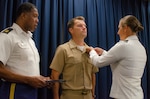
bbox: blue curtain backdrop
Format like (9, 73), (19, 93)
(0, 0), (149, 99)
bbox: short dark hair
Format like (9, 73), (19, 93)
(121, 15), (144, 33)
(16, 2), (36, 19)
(67, 16), (85, 29)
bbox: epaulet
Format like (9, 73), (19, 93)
(2, 28), (13, 34)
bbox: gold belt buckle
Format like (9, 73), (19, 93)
(81, 90), (88, 95)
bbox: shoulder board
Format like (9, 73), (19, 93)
(2, 28), (13, 34)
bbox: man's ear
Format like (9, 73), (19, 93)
(69, 28), (73, 35)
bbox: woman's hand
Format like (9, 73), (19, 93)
(94, 47), (104, 55)
(86, 47), (94, 53)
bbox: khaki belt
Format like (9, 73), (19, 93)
(62, 89), (91, 95)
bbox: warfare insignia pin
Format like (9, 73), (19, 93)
(2, 28), (13, 34)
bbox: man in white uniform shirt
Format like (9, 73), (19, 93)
(86, 15), (147, 99)
(0, 2), (51, 99)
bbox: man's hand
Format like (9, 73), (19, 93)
(26, 76), (53, 88)
(45, 77), (54, 88)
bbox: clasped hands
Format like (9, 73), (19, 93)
(86, 47), (104, 56)
(28, 76), (54, 88)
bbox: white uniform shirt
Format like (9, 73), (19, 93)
(0, 23), (40, 76)
(89, 35), (147, 99)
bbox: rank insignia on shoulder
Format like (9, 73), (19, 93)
(2, 28), (13, 34)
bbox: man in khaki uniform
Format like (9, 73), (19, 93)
(50, 16), (98, 99)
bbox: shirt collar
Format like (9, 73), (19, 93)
(125, 35), (138, 41)
(68, 39), (89, 52)
(12, 23), (33, 38)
